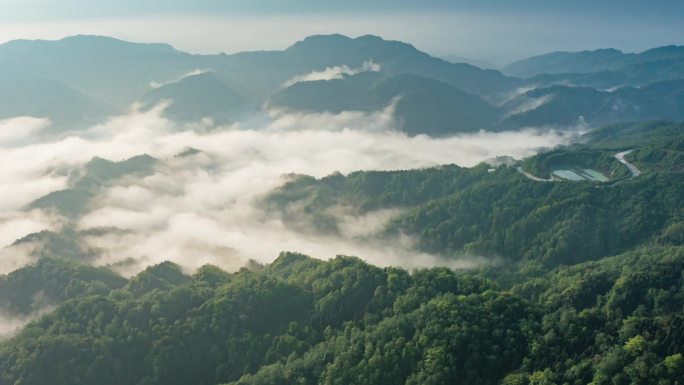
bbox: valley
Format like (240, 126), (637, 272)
(0, 26), (682, 385)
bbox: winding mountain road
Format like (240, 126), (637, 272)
(519, 149), (642, 183)
(615, 150), (641, 177)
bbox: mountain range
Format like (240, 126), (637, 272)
(2, 34), (684, 134)
(504, 46), (684, 80)
(1, 32), (684, 385)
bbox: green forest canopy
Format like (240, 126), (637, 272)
(1, 120), (683, 385)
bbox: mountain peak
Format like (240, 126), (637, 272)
(287, 34), (415, 51)
(355, 34), (384, 42)
(61, 35), (178, 53)
(60, 34), (130, 43)
(1, 34), (179, 54)
(287, 34), (354, 51)
(638, 45), (684, 59)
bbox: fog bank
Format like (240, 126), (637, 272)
(0, 106), (572, 275)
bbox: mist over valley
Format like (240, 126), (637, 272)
(0, 6), (683, 384)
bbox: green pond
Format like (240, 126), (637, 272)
(551, 168), (609, 182)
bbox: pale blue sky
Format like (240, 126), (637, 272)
(0, 0), (682, 64)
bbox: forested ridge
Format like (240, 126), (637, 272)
(1, 245), (682, 385)
(267, 121), (684, 268)
(1, 121), (683, 385)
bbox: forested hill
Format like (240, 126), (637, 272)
(266, 121), (684, 269)
(0, 120), (682, 385)
(1, 246), (682, 385)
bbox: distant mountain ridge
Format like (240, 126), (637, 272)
(271, 70), (684, 132)
(270, 72), (501, 135)
(140, 71), (255, 124)
(0, 35), (198, 109)
(504, 48), (628, 77)
(1, 34), (684, 135)
(0, 74), (114, 128)
(0, 34), (521, 132)
(504, 45), (684, 82)
(500, 80), (684, 128)
(441, 55), (499, 69)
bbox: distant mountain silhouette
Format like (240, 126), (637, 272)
(270, 72), (500, 136)
(441, 55), (499, 70)
(0, 75), (114, 129)
(504, 48), (627, 77)
(369, 74), (501, 135)
(29, 154), (158, 216)
(0, 34), (520, 113)
(505, 46), (684, 86)
(501, 80), (684, 127)
(0, 35), (200, 108)
(1, 34), (684, 135)
(140, 72), (254, 123)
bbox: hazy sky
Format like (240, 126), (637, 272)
(0, 0), (683, 64)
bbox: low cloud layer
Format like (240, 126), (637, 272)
(0, 307), (54, 340)
(0, 106), (572, 275)
(505, 94), (555, 117)
(0, 313), (33, 339)
(282, 60), (380, 87)
(149, 69), (210, 89)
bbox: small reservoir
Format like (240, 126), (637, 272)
(551, 168), (610, 182)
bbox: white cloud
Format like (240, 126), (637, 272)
(282, 60), (380, 88)
(0, 104), (572, 275)
(149, 68), (210, 89)
(0, 210), (60, 248)
(0, 117), (52, 146)
(505, 94), (555, 117)
(0, 307), (54, 340)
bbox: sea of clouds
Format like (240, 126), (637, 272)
(0, 103), (574, 276)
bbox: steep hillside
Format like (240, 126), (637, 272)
(141, 72), (254, 123)
(266, 121), (684, 267)
(501, 81), (684, 128)
(270, 72), (500, 135)
(0, 75), (114, 129)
